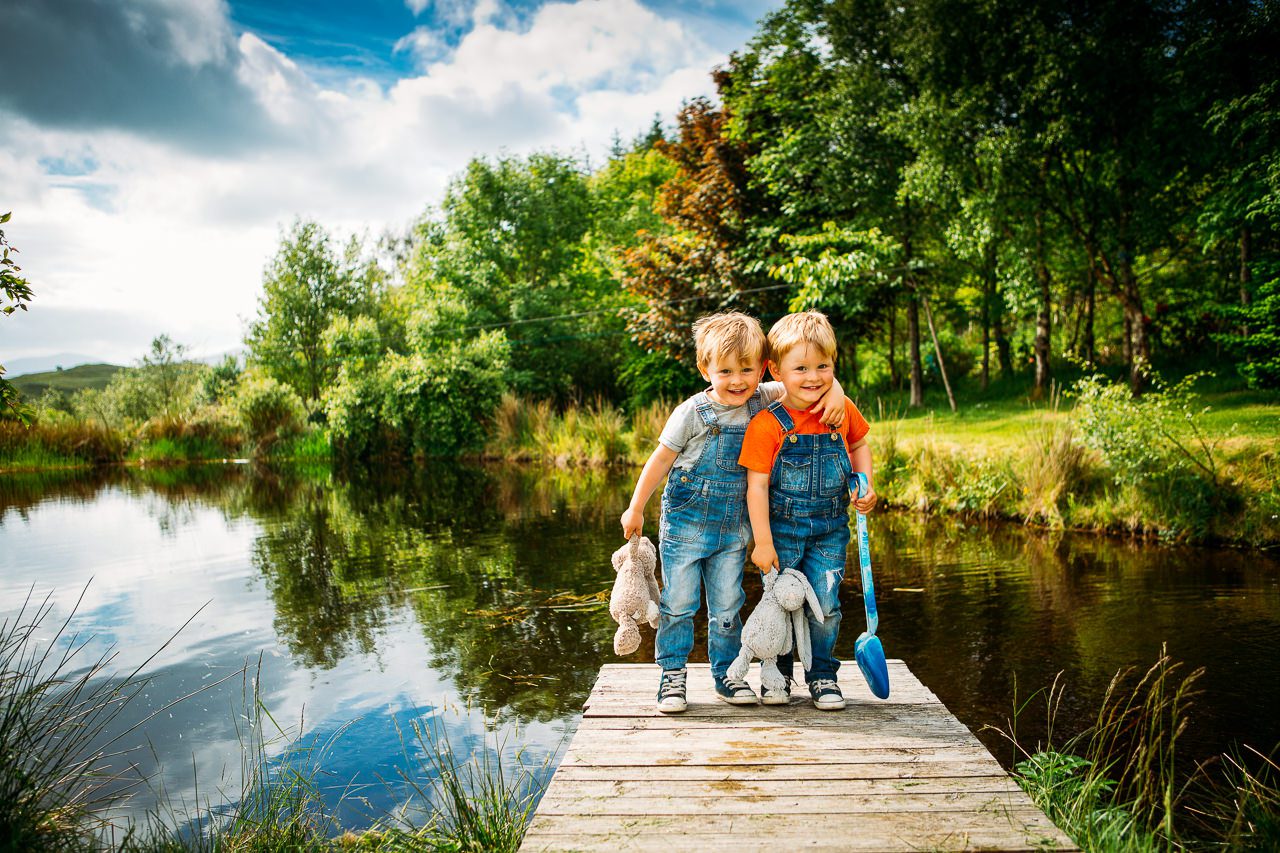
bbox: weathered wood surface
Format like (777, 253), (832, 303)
(520, 661), (1078, 852)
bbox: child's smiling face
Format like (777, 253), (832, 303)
(770, 343), (835, 410)
(700, 352), (765, 407)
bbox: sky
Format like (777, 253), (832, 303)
(1, 0), (780, 371)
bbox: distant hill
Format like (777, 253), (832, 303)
(3, 353), (104, 376)
(11, 363), (125, 401)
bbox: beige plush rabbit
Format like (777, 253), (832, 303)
(610, 535), (661, 655)
(726, 568), (823, 694)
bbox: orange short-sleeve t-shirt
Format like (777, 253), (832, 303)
(738, 399), (870, 475)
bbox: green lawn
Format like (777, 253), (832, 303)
(862, 382), (1280, 451)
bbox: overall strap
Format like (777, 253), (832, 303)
(693, 392), (719, 427)
(765, 399), (795, 433)
(747, 388), (766, 418)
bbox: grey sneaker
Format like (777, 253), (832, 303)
(656, 668), (688, 713)
(713, 674), (759, 705)
(808, 678), (846, 711)
(760, 678), (791, 706)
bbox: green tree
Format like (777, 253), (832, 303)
(404, 152), (622, 401)
(1, 212), (34, 421)
(621, 97), (789, 366)
(246, 220), (372, 407)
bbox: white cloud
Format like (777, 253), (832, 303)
(3, 0), (731, 363)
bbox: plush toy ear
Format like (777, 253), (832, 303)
(792, 608), (813, 673)
(796, 572), (824, 624)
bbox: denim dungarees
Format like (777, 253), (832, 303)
(765, 400), (853, 683)
(656, 390), (765, 677)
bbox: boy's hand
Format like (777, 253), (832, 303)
(816, 377), (846, 428)
(620, 507), (644, 539)
(751, 542), (779, 574)
(852, 486), (878, 514)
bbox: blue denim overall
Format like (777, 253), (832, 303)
(765, 400), (853, 684)
(655, 390), (765, 677)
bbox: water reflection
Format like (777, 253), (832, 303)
(2, 462), (1278, 829)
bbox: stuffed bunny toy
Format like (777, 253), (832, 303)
(726, 568), (823, 695)
(609, 534), (661, 655)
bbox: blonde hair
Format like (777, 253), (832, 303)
(768, 311), (838, 363)
(691, 311), (767, 371)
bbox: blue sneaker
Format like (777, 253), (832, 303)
(760, 678), (791, 706)
(713, 674), (759, 705)
(808, 678), (846, 711)
(656, 668), (687, 713)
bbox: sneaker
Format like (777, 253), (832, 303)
(713, 674), (759, 705)
(656, 668), (688, 713)
(760, 678), (791, 706)
(808, 678), (846, 711)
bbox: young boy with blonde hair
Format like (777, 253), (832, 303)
(739, 311), (877, 710)
(621, 311), (846, 713)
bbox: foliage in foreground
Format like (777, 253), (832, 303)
(1000, 652), (1280, 851)
(1, 593), (553, 853)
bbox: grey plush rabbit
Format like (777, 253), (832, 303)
(726, 568), (823, 695)
(609, 535), (661, 655)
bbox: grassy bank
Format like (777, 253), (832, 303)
(1, 594), (551, 853)
(484, 376), (1280, 547)
(0, 419), (331, 474)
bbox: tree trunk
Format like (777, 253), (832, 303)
(907, 295), (924, 407)
(1120, 251), (1149, 395)
(980, 249), (993, 391)
(922, 294), (957, 412)
(1032, 210), (1053, 395)
(994, 312), (1013, 379)
(1084, 266), (1096, 366)
(1240, 225), (1252, 336)
(887, 299), (900, 390)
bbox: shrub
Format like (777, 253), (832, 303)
(234, 375), (306, 453)
(332, 331), (510, 460)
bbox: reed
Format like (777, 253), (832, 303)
(0, 419), (126, 470)
(993, 649), (1279, 850)
(1018, 420), (1094, 525)
(0, 588), (206, 852)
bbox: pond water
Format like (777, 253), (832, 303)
(2, 462), (1278, 832)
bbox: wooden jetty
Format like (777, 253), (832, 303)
(521, 661), (1078, 852)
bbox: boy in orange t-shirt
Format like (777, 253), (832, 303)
(738, 311), (877, 710)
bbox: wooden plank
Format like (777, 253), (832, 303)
(561, 745), (999, 767)
(575, 704), (974, 730)
(534, 791), (1035, 815)
(539, 776), (1025, 798)
(547, 761), (1031, 781)
(522, 812), (1074, 852)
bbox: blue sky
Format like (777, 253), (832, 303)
(1, 0), (781, 369)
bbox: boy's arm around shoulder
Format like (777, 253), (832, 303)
(620, 443), (679, 539)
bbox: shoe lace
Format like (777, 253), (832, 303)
(811, 678), (839, 694)
(659, 670), (687, 698)
(721, 675), (749, 691)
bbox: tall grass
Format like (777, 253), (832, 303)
(996, 650), (1280, 851)
(0, 588), (207, 852)
(0, 420), (126, 470)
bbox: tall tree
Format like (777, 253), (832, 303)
(622, 97), (788, 365)
(247, 220), (371, 407)
(405, 152), (622, 401)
